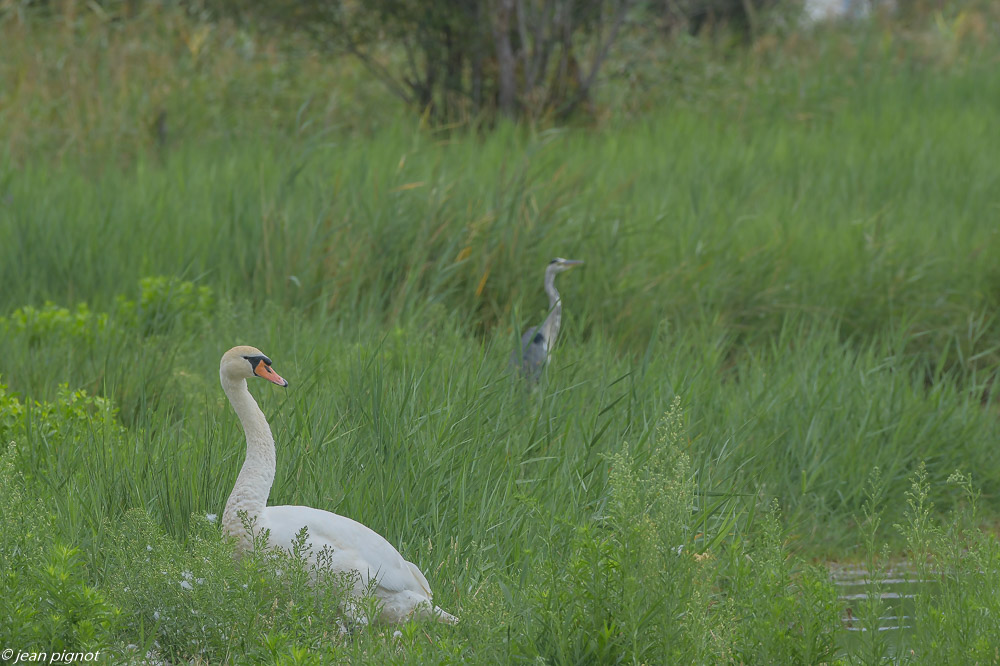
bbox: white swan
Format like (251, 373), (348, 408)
(219, 345), (458, 625)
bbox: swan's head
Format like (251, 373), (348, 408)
(220, 345), (289, 387)
(547, 257), (584, 274)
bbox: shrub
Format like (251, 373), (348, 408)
(897, 465), (1000, 664)
(116, 276), (214, 336)
(0, 302), (109, 347)
(0, 379), (122, 447)
(0, 382), (25, 441)
(718, 502), (842, 664)
(0, 443), (119, 652)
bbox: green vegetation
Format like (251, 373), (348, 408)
(2, 1), (1000, 662)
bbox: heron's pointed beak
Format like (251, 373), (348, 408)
(564, 260), (584, 267)
(254, 360), (289, 387)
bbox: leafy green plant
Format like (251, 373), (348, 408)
(720, 501), (842, 665)
(102, 510), (360, 663)
(896, 466), (1000, 664)
(0, 302), (109, 347)
(116, 276), (214, 336)
(34, 545), (120, 652)
(847, 467), (894, 666)
(0, 444), (119, 652)
(8, 383), (126, 491)
(0, 381), (25, 441)
(25, 384), (124, 440)
(517, 398), (706, 663)
(0, 379), (124, 475)
(599, 396), (704, 661)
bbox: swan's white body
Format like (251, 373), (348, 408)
(219, 345), (457, 625)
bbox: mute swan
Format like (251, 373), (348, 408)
(512, 257), (584, 380)
(219, 345), (457, 625)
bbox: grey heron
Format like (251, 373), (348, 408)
(512, 257), (584, 380)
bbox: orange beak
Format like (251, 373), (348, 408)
(254, 360), (288, 387)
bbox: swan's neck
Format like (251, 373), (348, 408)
(541, 267), (562, 345)
(222, 375), (276, 544)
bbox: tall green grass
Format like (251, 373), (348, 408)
(4, 52), (1000, 356)
(3, 286), (997, 552)
(3, 2), (1000, 662)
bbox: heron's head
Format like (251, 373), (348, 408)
(220, 345), (289, 386)
(548, 257), (584, 273)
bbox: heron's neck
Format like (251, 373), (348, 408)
(541, 268), (562, 343)
(221, 375), (276, 545)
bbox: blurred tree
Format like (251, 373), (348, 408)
(653, 0), (776, 37)
(217, 0), (637, 122)
(2, 0), (828, 122)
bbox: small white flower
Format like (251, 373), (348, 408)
(673, 544), (684, 555)
(182, 570), (194, 580)
(153, 611), (160, 621)
(147, 545), (153, 551)
(196, 578), (205, 585)
(206, 513), (218, 523)
(180, 580), (193, 591)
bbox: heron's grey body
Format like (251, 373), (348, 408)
(513, 258), (582, 381)
(517, 325), (549, 380)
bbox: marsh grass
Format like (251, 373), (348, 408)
(3, 1), (1000, 662)
(2, 303), (1000, 662)
(4, 58), (1000, 366)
